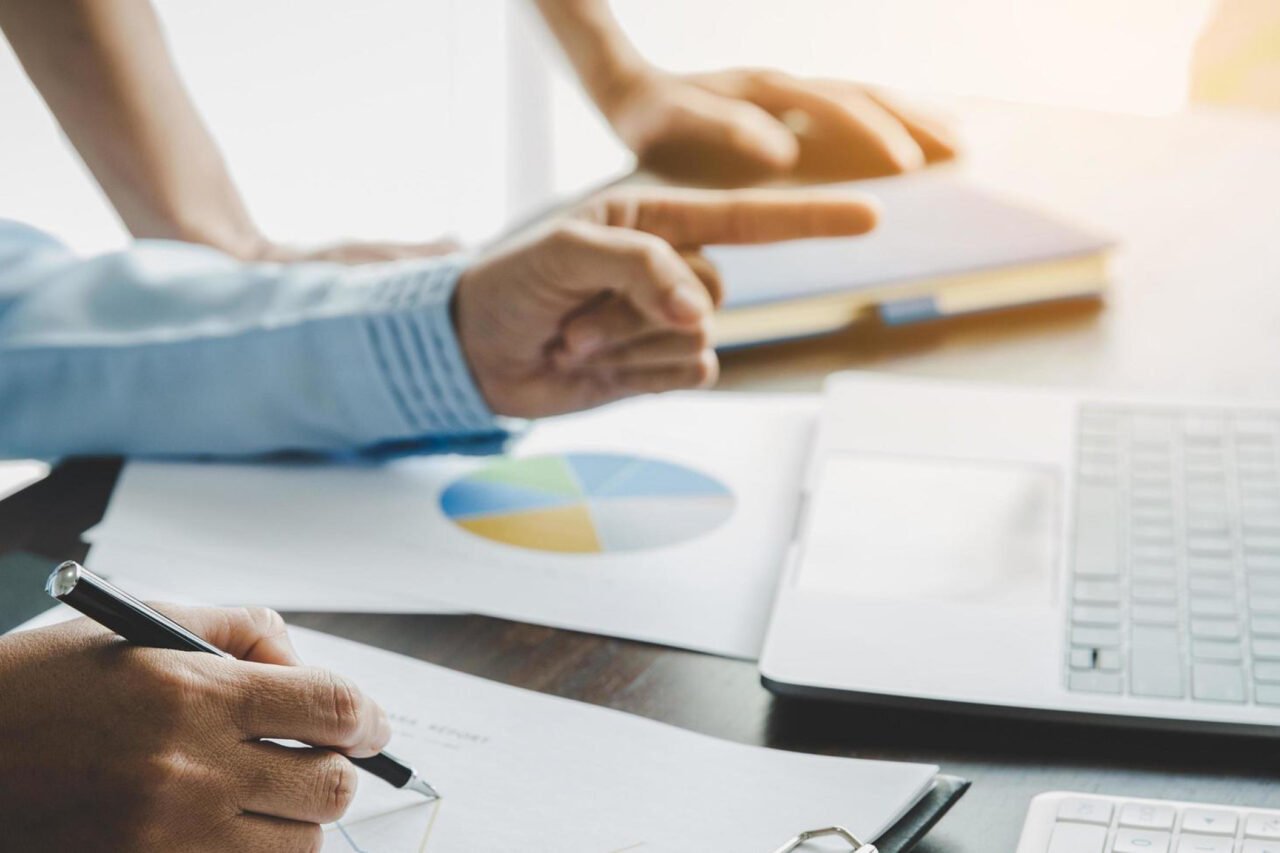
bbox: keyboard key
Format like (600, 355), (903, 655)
(1190, 598), (1239, 618)
(1182, 809), (1239, 835)
(1074, 627), (1122, 648)
(1250, 596), (1280, 615)
(1253, 639), (1280, 660)
(1256, 684), (1280, 705)
(1132, 604), (1179, 626)
(1058, 797), (1114, 825)
(1243, 841), (1280, 853)
(1246, 813), (1280, 839)
(1190, 620), (1241, 641)
(1069, 671), (1123, 694)
(1254, 662), (1280, 683)
(1189, 576), (1237, 597)
(1048, 821), (1107, 853)
(1074, 605), (1123, 626)
(1193, 640), (1243, 662)
(1132, 625), (1180, 648)
(1097, 649), (1122, 671)
(1120, 802), (1177, 830)
(1114, 828), (1171, 852)
(1251, 576), (1280, 596)
(1253, 616), (1280, 637)
(1175, 835), (1234, 852)
(1192, 662), (1247, 702)
(1248, 553), (1280, 571)
(1131, 646), (1185, 698)
(1133, 583), (1178, 604)
(1075, 581), (1123, 604)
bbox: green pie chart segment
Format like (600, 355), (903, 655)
(439, 452), (735, 554)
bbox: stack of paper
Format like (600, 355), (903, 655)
(86, 393), (820, 658)
(5, 601), (947, 853)
(298, 626), (941, 852)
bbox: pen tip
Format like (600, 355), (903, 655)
(406, 777), (440, 801)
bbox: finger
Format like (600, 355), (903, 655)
(592, 187), (878, 247)
(546, 221), (713, 327)
(746, 72), (926, 175)
(152, 604), (300, 666)
(859, 89), (957, 163)
(611, 351), (720, 394)
(229, 814), (324, 853)
(235, 665), (392, 757)
(594, 329), (712, 369)
(643, 94), (800, 175)
(238, 742), (358, 824)
(680, 249), (724, 307)
(558, 297), (649, 361)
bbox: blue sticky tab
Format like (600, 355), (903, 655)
(880, 296), (941, 325)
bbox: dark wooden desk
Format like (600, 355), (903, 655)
(5, 307), (1279, 853)
(5, 101), (1280, 851)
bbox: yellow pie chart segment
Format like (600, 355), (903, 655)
(456, 504), (602, 554)
(441, 453), (735, 554)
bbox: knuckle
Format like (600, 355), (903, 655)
(136, 654), (205, 713)
(319, 671), (365, 744)
(243, 605), (286, 636)
(314, 754), (359, 822)
(547, 219), (595, 251)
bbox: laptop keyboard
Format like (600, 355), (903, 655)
(1017, 791), (1280, 853)
(1067, 403), (1280, 703)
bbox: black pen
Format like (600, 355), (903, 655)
(45, 561), (438, 800)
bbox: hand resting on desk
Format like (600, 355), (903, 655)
(0, 606), (386, 852)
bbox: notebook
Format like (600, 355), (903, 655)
(705, 171), (1113, 348)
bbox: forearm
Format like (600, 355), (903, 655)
(0, 224), (498, 457)
(0, 0), (264, 258)
(532, 0), (653, 118)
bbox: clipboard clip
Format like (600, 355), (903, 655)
(769, 825), (878, 853)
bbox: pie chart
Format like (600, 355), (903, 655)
(439, 452), (735, 554)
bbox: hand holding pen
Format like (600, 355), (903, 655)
(0, 562), (433, 851)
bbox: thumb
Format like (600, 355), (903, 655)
(150, 604), (301, 666)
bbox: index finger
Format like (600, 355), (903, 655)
(592, 187), (879, 247)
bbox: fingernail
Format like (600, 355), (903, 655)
(665, 288), (706, 324)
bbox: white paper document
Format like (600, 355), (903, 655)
(298, 626), (938, 853)
(0, 459), (49, 500)
(6, 600), (940, 852)
(87, 393), (820, 658)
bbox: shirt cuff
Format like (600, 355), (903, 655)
(360, 256), (498, 438)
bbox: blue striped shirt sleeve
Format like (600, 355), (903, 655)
(0, 219), (504, 457)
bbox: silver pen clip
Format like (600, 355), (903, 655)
(769, 825), (878, 853)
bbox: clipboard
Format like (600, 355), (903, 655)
(769, 775), (969, 853)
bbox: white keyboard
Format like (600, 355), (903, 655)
(1017, 792), (1280, 853)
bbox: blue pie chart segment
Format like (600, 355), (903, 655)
(440, 452), (735, 554)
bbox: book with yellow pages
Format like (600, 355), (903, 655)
(704, 172), (1113, 348)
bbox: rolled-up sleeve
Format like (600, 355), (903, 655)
(0, 220), (503, 457)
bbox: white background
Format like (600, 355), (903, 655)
(0, 0), (1215, 253)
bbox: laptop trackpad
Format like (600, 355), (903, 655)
(796, 453), (1059, 605)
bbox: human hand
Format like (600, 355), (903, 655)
(454, 187), (877, 418)
(0, 606), (389, 852)
(603, 68), (955, 186)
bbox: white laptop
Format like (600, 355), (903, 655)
(760, 372), (1280, 734)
